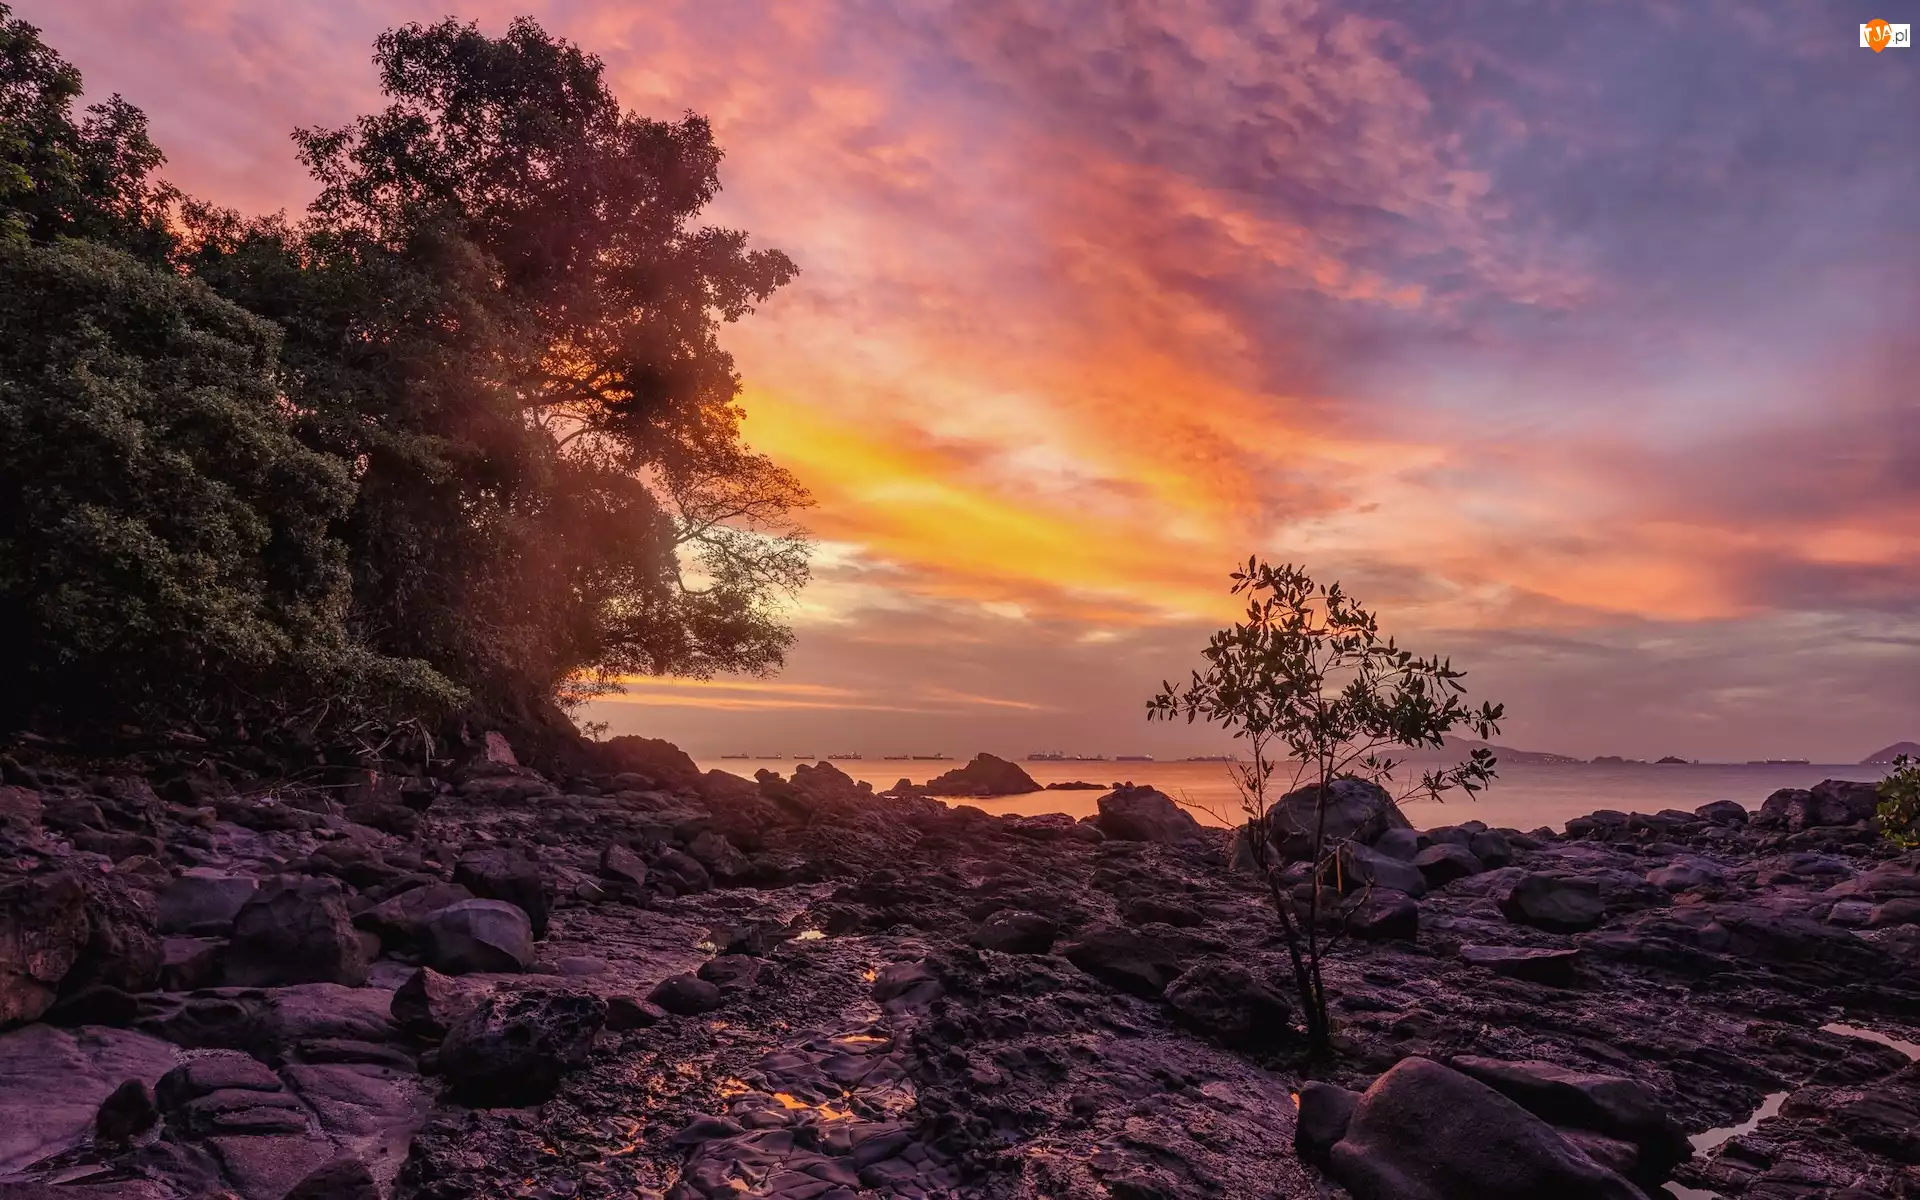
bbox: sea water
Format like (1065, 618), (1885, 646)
(693, 759), (1893, 833)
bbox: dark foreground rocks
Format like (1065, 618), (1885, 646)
(0, 737), (1913, 1200)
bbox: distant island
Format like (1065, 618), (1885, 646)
(1864, 741), (1920, 764)
(1390, 736), (1584, 766)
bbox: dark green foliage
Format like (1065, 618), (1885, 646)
(0, 239), (458, 731)
(1150, 560), (1504, 1053)
(0, 12), (808, 736)
(187, 16), (810, 716)
(1878, 756), (1920, 850)
(0, 4), (175, 257)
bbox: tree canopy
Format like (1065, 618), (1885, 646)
(0, 8), (810, 739)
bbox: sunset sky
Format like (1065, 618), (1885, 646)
(34, 0), (1918, 762)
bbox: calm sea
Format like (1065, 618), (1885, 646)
(693, 758), (1895, 833)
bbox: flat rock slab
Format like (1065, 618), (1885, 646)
(0, 1024), (182, 1172)
(1460, 945), (1583, 987)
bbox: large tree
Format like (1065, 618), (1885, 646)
(0, 3), (174, 257)
(189, 17), (810, 720)
(0, 5), (452, 736)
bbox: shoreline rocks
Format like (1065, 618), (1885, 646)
(0, 737), (1911, 1200)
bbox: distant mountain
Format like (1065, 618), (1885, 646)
(1389, 736), (1584, 766)
(1863, 741), (1920, 765)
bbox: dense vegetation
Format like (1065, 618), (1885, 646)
(0, 7), (809, 740)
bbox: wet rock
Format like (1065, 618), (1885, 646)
(1273, 778), (1410, 861)
(65, 874), (162, 998)
(453, 850), (550, 940)
(648, 973), (724, 1016)
(1344, 889), (1420, 941)
(226, 878), (369, 988)
(1647, 856), (1726, 893)
(156, 870), (260, 935)
(351, 881), (473, 952)
(284, 1155), (380, 1200)
(973, 910), (1059, 954)
(1335, 843), (1429, 899)
(1326, 1057), (1645, 1200)
(598, 843), (648, 891)
(437, 990), (607, 1106)
(94, 1077), (158, 1142)
(155, 1052), (283, 1113)
(1061, 926), (1184, 998)
(871, 960), (943, 1011)
(1295, 1081), (1360, 1167)
(1469, 829), (1514, 868)
(390, 967), (490, 1039)
(686, 830), (751, 882)
(1500, 873), (1608, 933)
(1414, 843), (1485, 888)
(1695, 800), (1749, 825)
(1122, 896), (1206, 927)
(45, 983), (139, 1027)
(1163, 961), (1292, 1049)
(1869, 898), (1920, 928)
(0, 870), (89, 1026)
(0, 1024), (180, 1173)
(649, 846), (713, 896)
(1371, 826), (1424, 861)
(176, 1085), (309, 1136)
(696, 954), (760, 990)
(1459, 945), (1582, 987)
(1752, 787), (1858, 833)
(420, 899), (535, 974)
(605, 996), (667, 1030)
(1095, 786), (1204, 843)
(1450, 1055), (1691, 1184)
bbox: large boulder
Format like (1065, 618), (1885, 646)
(585, 736), (703, 790)
(225, 878), (369, 988)
(686, 830), (751, 883)
(436, 990), (607, 1106)
(390, 967), (492, 1039)
(1162, 962), (1292, 1050)
(1060, 927), (1184, 999)
(1343, 889), (1420, 941)
(1325, 1057), (1647, 1200)
(1095, 786), (1205, 843)
(1500, 874), (1608, 934)
(420, 900), (535, 974)
(1414, 842), (1485, 887)
(923, 754), (1040, 798)
(1334, 843), (1429, 899)
(1751, 782), (1876, 833)
(0, 872), (90, 1026)
(1469, 829), (1514, 868)
(454, 850), (550, 939)
(972, 911), (1059, 955)
(156, 871), (260, 936)
(1450, 1056), (1691, 1185)
(352, 882), (475, 952)
(1295, 1081), (1360, 1167)
(1272, 778), (1410, 861)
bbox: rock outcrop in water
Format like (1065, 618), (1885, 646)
(0, 738), (1915, 1199)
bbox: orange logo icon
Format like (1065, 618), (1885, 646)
(1865, 19), (1893, 50)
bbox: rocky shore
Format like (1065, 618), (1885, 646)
(0, 735), (1916, 1199)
